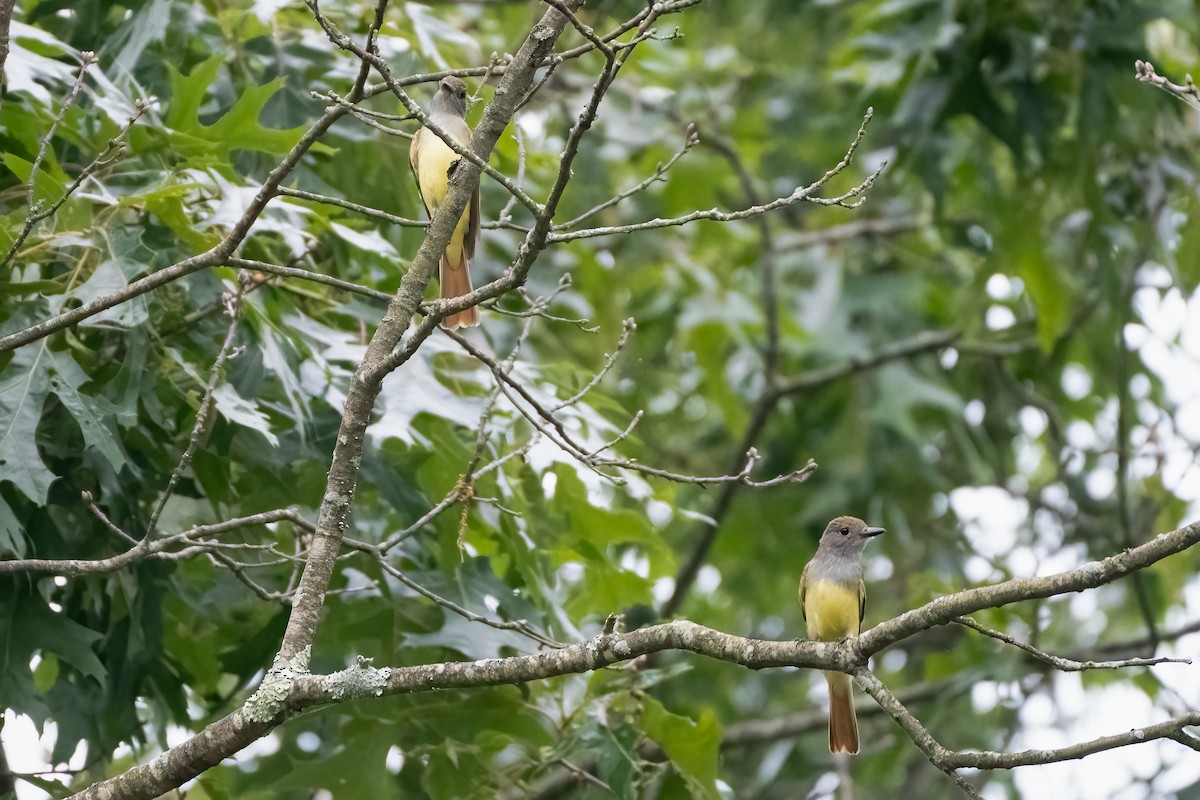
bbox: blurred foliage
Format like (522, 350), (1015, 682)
(1, 0), (1199, 798)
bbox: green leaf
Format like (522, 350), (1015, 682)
(44, 348), (126, 472)
(161, 55), (322, 158)
(59, 259), (150, 329)
(639, 696), (721, 800)
(33, 652), (60, 693)
(0, 344), (56, 503)
(212, 384), (280, 446)
(0, 494), (26, 556)
(17, 600), (106, 683)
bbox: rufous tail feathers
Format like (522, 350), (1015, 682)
(439, 253), (477, 330)
(826, 671), (859, 754)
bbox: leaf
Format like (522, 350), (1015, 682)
(16, 600), (107, 683)
(272, 725), (392, 798)
(639, 696), (722, 800)
(0, 344), (56, 503)
(56, 258), (150, 328)
(33, 652), (60, 693)
(212, 384), (280, 446)
(370, 338), (487, 446)
(161, 55), (321, 158)
(0, 494), (27, 557)
(3, 21), (79, 104)
(1004, 201), (1070, 350)
(328, 222), (399, 258)
(44, 348), (126, 472)
(593, 721), (641, 800)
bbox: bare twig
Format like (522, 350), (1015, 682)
(376, 559), (562, 648)
(27, 52), (97, 209)
(547, 109), (883, 243)
(82, 490), (139, 546)
(2, 78), (152, 269)
(551, 317), (634, 409)
(225, 257), (393, 302)
(449, 329), (819, 487)
(0, 508), (307, 576)
(145, 290), (245, 538)
(554, 124), (699, 230)
(952, 616), (1192, 670)
(1134, 60), (1200, 109)
(498, 120), (529, 221)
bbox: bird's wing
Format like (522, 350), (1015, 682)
(443, 116), (480, 260)
(858, 576), (867, 630)
(408, 129), (432, 218)
(466, 181), (480, 260)
(798, 561), (811, 625)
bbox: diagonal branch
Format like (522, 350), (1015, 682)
(857, 520), (1200, 654)
(952, 616), (1191, 670)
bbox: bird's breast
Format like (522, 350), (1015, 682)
(415, 134), (460, 211)
(803, 579), (860, 641)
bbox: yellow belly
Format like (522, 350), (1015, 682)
(804, 580), (860, 642)
(415, 133), (472, 264)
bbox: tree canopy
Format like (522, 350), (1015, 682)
(1, 1), (1199, 799)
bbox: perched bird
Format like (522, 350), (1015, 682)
(798, 515), (886, 754)
(409, 75), (481, 330)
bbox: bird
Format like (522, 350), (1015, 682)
(409, 75), (481, 330)
(798, 515), (886, 754)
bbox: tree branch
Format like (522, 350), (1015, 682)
(952, 616), (1191, 670)
(857, 520), (1200, 654)
(63, 518), (1199, 800)
(1134, 59), (1200, 109)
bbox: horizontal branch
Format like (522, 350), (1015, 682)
(857, 519), (1200, 655)
(546, 108), (882, 242)
(68, 515), (1199, 798)
(0, 508), (305, 576)
(769, 329), (960, 401)
(225, 257), (393, 302)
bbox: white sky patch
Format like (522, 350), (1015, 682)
(986, 305), (1017, 330)
(964, 399), (985, 426)
(865, 554), (894, 581)
(1060, 363), (1094, 401)
(950, 486), (1026, 558)
(695, 565), (722, 595)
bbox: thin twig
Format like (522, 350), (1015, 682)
(145, 290), (245, 538)
(225, 257), (393, 302)
(551, 317), (634, 410)
(81, 490), (139, 546)
(1134, 60), (1200, 109)
(548, 109), (883, 243)
(450, 330), (820, 488)
(377, 558), (563, 648)
(555, 124), (699, 230)
(2, 92), (150, 268)
(952, 616), (1191, 670)
(0, 508), (307, 576)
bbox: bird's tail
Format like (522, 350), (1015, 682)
(825, 670), (859, 754)
(439, 252), (477, 330)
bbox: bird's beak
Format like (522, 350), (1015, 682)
(864, 526), (886, 537)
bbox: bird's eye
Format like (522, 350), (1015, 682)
(840, 527), (850, 536)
